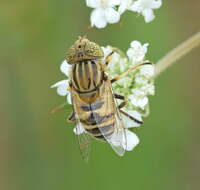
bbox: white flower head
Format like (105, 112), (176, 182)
(127, 41), (149, 64)
(86, 0), (121, 28)
(129, 0), (162, 23)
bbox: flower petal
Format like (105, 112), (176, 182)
(118, 0), (133, 14)
(130, 95), (148, 109)
(127, 41), (149, 63)
(107, 0), (121, 7)
(51, 80), (69, 96)
(135, 74), (148, 85)
(130, 40), (142, 48)
(124, 130), (139, 151)
(138, 97), (149, 109)
(101, 46), (113, 58)
(129, 1), (141, 12)
(151, 0), (162, 9)
(86, 0), (101, 8)
(60, 60), (71, 77)
(105, 8), (120, 24)
(90, 8), (107, 28)
(142, 8), (155, 23)
(139, 64), (155, 79)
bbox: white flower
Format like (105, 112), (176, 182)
(51, 60), (72, 104)
(117, 77), (132, 88)
(51, 80), (69, 96)
(51, 80), (72, 104)
(109, 129), (139, 151)
(140, 83), (155, 95)
(128, 94), (149, 109)
(135, 74), (149, 85)
(124, 130), (139, 151)
(127, 41), (149, 64)
(86, 0), (121, 28)
(123, 110), (143, 128)
(118, 0), (133, 14)
(139, 64), (155, 79)
(102, 45), (128, 76)
(101, 45), (113, 58)
(129, 0), (162, 23)
(131, 88), (146, 97)
(60, 60), (72, 77)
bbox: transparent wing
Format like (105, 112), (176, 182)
(70, 90), (92, 162)
(91, 80), (127, 156)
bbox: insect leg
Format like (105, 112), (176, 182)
(114, 94), (127, 109)
(51, 102), (67, 114)
(111, 62), (152, 83)
(105, 51), (115, 65)
(67, 111), (76, 122)
(114, 94), (143, 125)
(120, 109), (143, 125)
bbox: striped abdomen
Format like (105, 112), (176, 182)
(80, 100), (115, 140)
(72, 81), (116, 141)
(71, 60), (103, 92)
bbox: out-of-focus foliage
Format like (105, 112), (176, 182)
(0, 1), (200, 190)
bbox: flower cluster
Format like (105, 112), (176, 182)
(86, 0), (162, 28)
(51, 40), (155, 152)
(102, 40), (155, 130)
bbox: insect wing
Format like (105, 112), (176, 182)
(70, 90), (92, 162)
(91, 81), (127, 156)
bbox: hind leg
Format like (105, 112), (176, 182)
(67, 111), (75, 123)
(114, 93), (143, 125)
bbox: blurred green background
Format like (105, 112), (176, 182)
(0, 1), (200, 190)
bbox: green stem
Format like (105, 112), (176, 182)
(155, 31), (200, 77)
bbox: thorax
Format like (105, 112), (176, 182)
(71, 60), (104, 93)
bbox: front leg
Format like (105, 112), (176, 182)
(111, 62), (152, 83)
(105, 50), (115, 66)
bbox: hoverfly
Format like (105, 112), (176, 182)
(61, 37), (151, 161)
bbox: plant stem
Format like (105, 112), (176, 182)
(155, 31), (200, 77)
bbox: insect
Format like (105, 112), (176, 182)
(64, 37), (151, 161)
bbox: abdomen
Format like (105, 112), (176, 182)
(73, 81), (116, 141)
